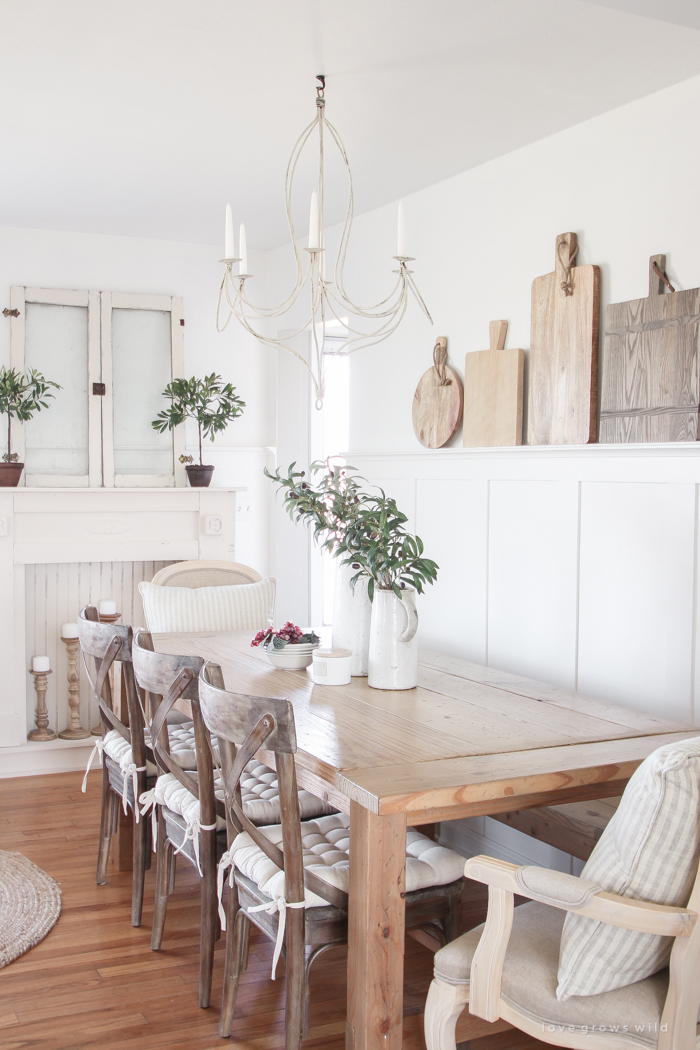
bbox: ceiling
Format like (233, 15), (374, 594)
(1, 0), (699, 249)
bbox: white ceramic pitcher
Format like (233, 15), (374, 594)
(332, 559), (372, 676)
(368, 586), (418, 690)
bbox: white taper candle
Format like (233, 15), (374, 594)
(225, 203), (234, 259)
(397, 200), (407, 258)
(239, 224), (248, 274)
(309, 191), (320, 250)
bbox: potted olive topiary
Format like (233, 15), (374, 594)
(152, 373), (245, 487)
(0, 367), (61, 487)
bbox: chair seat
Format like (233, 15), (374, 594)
(153, 763), (336, 829)
(433, 901), (670, 1049)
(102, 721), (203, 776)
(230, 812), (466, 908)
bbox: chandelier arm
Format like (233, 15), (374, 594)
(232, 311), (323, 401)
(216, 272), (235, 333)
(341, 295), (410, 355)
(319, 284), (409, 339)
(404, 268), (434, 324)
(283, 113), (321, 292)
(324, 275), (407, 318)
(233, 254), (313, 317)
(322, 117), (354, 300)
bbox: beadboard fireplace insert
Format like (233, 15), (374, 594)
(0, 487), (242, 776)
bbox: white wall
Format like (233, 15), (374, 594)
(266, 73), (700, 870)
(0, 225), (274, 573)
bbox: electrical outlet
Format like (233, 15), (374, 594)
(236, 495), (254, 520)
(204, 515), (224, 536)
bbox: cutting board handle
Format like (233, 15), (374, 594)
(489, 320), (508, 352)
(555, 232), (579, 297)
(649, 254), (673, 297)
(432, 336), (451, 386)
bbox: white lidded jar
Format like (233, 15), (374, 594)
(368, 586), (418, 690)
(332, 560), (371, 677)
(311, 648), (352, 686)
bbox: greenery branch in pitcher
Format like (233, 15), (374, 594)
(0, 367), (61, 487)
(152, 373), (245, 487)
(265, 460), (438, 688)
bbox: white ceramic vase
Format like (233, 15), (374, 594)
(332, 560), (372, 676)
(368, 586), (419, 690)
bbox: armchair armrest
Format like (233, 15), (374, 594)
(465, 856), (697, 937)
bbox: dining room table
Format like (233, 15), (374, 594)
(154, 629), (698, 1050)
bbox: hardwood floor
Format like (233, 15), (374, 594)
(0, 773), (549, 1050)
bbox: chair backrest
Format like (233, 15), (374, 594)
(198, 662), (347, 912)
(150, 560), (262, 589)
(78, 606), (145, 765)
(132, 631), (217, 826)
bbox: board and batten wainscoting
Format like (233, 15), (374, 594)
(351, 443), (700, 874)
(0, 487), (242, 778)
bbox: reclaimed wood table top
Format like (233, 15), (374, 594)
(155, 630), (697, 824)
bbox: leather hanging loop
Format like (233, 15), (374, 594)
(432, 336), (451, 386)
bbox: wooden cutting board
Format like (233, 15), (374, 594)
(599, 255), (700, 442)
(527, 232), (600, 445)
(412, 336), (463, 448)
(463, 320), (524, 447)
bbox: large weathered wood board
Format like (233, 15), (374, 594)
(600, 255), (700, 442)
(527, 233), (600, 445)
(412, 336), (463, 448)
(463, 320), (524, 447)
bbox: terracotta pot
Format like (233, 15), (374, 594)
(331, 560), (372, 676)
(0, 462), (24, 487)
(368, 586), (419, 690)
(185, 464), (215, 487)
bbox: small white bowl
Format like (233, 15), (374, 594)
(265, 643), (319, 670)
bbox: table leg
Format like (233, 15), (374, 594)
(347, 801), (407, 1050)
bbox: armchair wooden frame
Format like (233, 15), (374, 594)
(131, 631), (223, 1009)
(198, 662), (464, 1046)
(425, 855), (700, 1050)
(78, 605), (150, 927)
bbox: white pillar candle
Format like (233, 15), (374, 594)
(397, 200), (407, 257)
(225, 203), (234, 259)
(61, 623), (79, 639)
(239, 224), (248, 274)
(308, 191), (319, 250)
(99, 599), (117, 615)
(32, 655), (50, 672)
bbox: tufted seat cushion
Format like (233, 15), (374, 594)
(433, 901), (669, 1049)
(102, 729), (157, 777)
(101, 722), (205, 775)
(230, 812), (465, 908)
(154, 762), (336, 829)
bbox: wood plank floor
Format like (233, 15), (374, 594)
(0, 773), (549, 1050)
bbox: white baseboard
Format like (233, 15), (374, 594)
(0, 737), (95, 779)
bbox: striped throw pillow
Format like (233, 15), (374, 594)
(139, 577), (276, 634)
(556, 735), (700, 1000)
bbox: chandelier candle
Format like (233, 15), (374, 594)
(225, 204), (234, 260)
(216, 74), (432, 408)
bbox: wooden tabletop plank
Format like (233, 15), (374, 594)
(419, 650), (686, 735)
(336, 731), (699, 815)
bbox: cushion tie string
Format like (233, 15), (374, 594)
(217, 850), (235, 930)
(121, 763), (147, 820)
(81, 739), (106, 793)
(172, 818), (217, 877)
(247, 898), (306, 980)
(139, 789), (158, 851)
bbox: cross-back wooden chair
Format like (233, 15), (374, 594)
(198, 661), (466, 1045)
(78, 605), (151, 927)
(132, 630), (223, 1009)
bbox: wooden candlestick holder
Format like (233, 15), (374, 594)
(28, 669), (56, 741)
(91, 610), (121, 736)
(59, 636), (90, 739)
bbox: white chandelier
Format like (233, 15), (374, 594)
(216, 75), (433, 408)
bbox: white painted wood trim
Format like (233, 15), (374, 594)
(170, 295), (186, 487)
(100, 291), (115, 487)
(23, 287), (89, 307)
(114, 474), (175, 488)
(88, 289), (102, 487)
(23, 475), (90, 488)
(110, 292), (174, 311)
(9, 286), (26, 469)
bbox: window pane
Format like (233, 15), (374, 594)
(24, 303), (89, 475)
(112, 308), (173, 475)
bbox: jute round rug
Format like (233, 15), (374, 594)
(0, 850), (61, 967)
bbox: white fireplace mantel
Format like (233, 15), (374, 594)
(0, 486), (243, 766)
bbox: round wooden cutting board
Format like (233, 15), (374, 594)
(412, 336), (463, 448)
